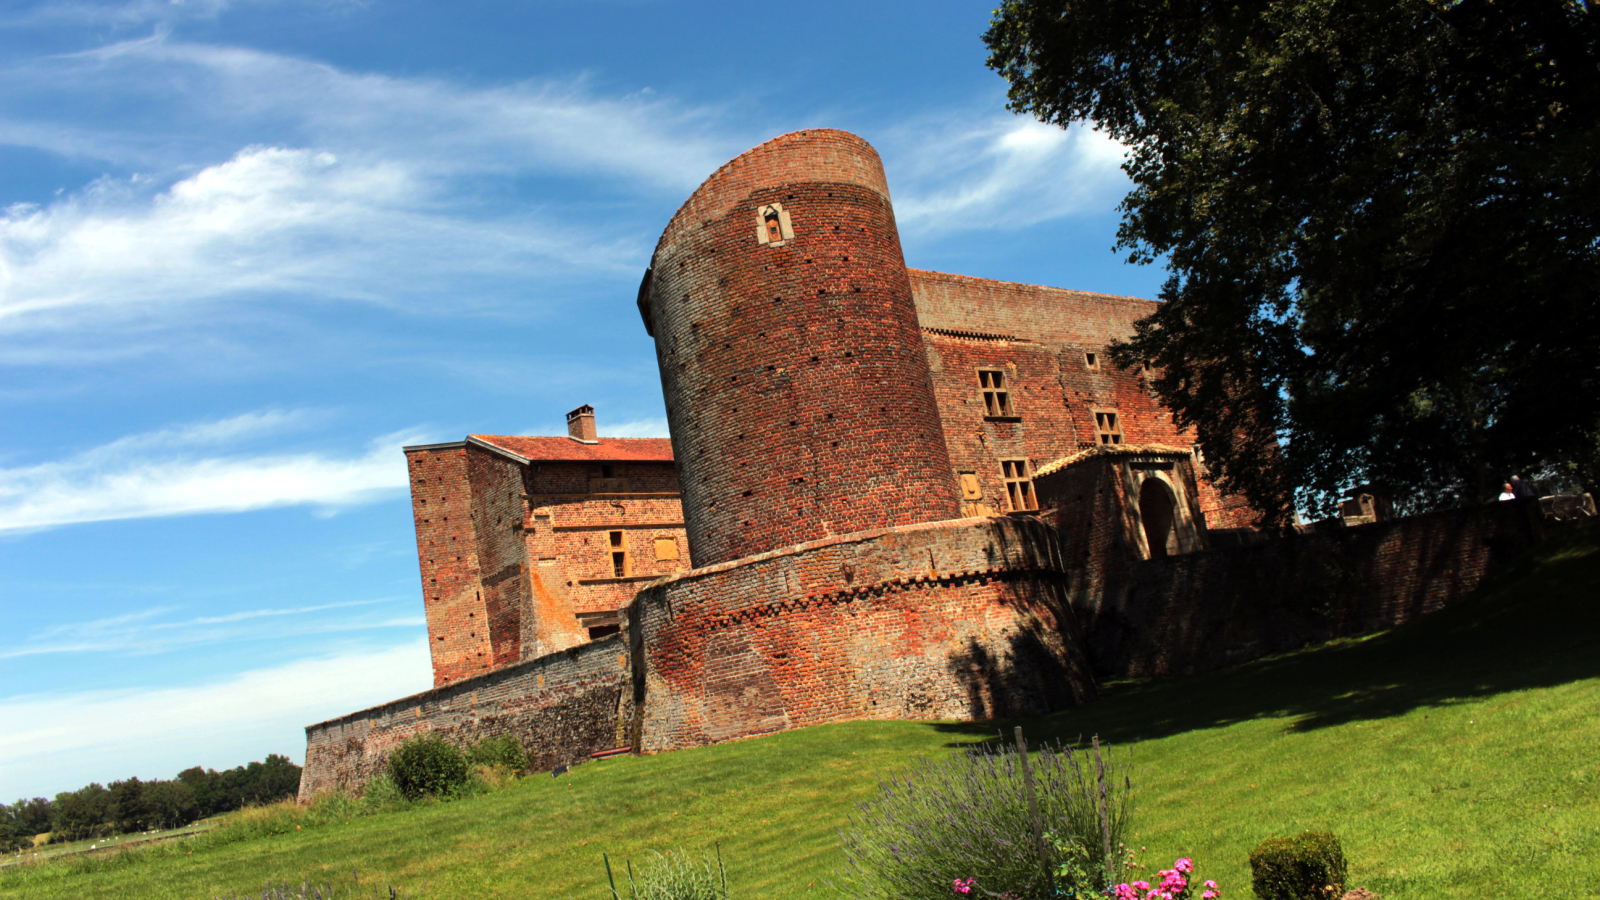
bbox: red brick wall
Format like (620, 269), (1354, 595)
(909, 269), (1152, 348)
(1075, 501), (1545, 678)
(466, 448), (528, 673)
(298, 634), (632, 800)
(521, 460), (686, 657)
(407, 445), (493, 688)
(913, 276), (1260, 530)
(645, 129), (959, 567)
(628, 517), (1097, 752)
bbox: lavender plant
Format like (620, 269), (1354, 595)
(605, 847), (729, 900)
(833, 737), (1134, 900)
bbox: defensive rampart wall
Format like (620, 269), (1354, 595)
(1079, 501), (1546, 678)
(628, 516), (1098, 753)
(297, 634), (631, 801)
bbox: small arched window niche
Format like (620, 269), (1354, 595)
(755, 203), (795, 247)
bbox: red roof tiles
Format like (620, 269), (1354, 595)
(468, 434), (675, 463)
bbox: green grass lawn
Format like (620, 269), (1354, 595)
(4, 522), (1596, 900)
(0, 822), (214, 870)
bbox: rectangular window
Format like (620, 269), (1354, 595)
(1094, 410), (1124, 445)
(1085, 351), (1099, 371)
(1000, 459), (1037, 512)
(979, 369), (1014, 417)
(607, 530), (630, 578)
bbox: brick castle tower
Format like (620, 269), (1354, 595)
(641, 129), (959, 566)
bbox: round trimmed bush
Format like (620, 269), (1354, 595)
(385, 733), (469, 800)
(1248, 830), (1348, 900)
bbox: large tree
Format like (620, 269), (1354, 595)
(986, 0), (1600, 523)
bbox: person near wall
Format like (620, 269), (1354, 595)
(1511, 475), (1538, 501)
(1498, 482), (1517, 501)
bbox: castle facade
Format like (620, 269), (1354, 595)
(298, 131), (1537, 797)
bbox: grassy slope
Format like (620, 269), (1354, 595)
(3, 523), (1595, 900)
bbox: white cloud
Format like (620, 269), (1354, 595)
(0, 639), (433, 798)
(0, 413), (420, 533)
(600, 417), (671, 438)
(0, 598), (422, 659)
(0, 146), (636, 334)
(0, 0), (360, 35)
(3, 35), (737, 188)
(886, 116), (1130, 236)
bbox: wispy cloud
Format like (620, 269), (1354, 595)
(598, 417), (671, 439)
(1, 0), (364, 38)
(2, 35), (739, 187)
(1, 598), (421, 659)
(0, 0), (229, 30)
(0, 146), (638, 335)
(0, 639), (433, 798)
(0, 413), (420, 533)
(887, 116), (1130, 236)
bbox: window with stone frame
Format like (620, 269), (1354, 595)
(1093, 410), (1124, 445)
(755, 202), (794, 246)
(607, 530), (631, 578)
(1000, 459), (1037, 512)
(979, 368), (1015, 418)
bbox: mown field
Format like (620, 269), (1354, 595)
(3, 522), (1595, 900)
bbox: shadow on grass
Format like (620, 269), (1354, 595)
(935, 521), (1600, 749)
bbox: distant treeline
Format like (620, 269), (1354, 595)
(0, 754), (301, 850)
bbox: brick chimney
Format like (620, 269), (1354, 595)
(566, 405), (598, 443)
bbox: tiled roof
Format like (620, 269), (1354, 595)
(467, 434), (675, 463)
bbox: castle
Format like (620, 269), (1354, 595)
(299, 130), (1541, 797)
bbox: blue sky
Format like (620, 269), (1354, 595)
(0, 0), (1165, 801)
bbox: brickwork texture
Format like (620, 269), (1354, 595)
(645, 129), (959, 567)
(1075, 501), (1545, 678)
(298, 635), (631, 801)
(628, 516), (1097, 753)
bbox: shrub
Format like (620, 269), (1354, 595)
(385, 734), (470, 800)
(1248, 831), (1348, 900)
(612, 848), (729, 900)
(834, 736), (1134, 900)
(356, 774), (409, 813)
(464, 735), (528, 773)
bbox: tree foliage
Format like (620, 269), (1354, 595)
(2, 755), (302, 845)
(986, 0), (1600, 521)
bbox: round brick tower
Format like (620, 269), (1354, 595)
(641, 129), (959, 568)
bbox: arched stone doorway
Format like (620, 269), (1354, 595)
(1139, 477), (1178, 559)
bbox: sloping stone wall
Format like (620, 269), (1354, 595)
(1079, 501), (1545, 678)
(297, 634), (631, 801)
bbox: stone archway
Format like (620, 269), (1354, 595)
(1139, 477), (1179, 559)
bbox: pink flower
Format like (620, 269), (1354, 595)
(952, 878), (975, 894)
(1132, 882), (1151, 892)
(1205, 881), (1218, 890)
(1202, 892), (1216, 900)
(1175, 858), (1193, 874)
